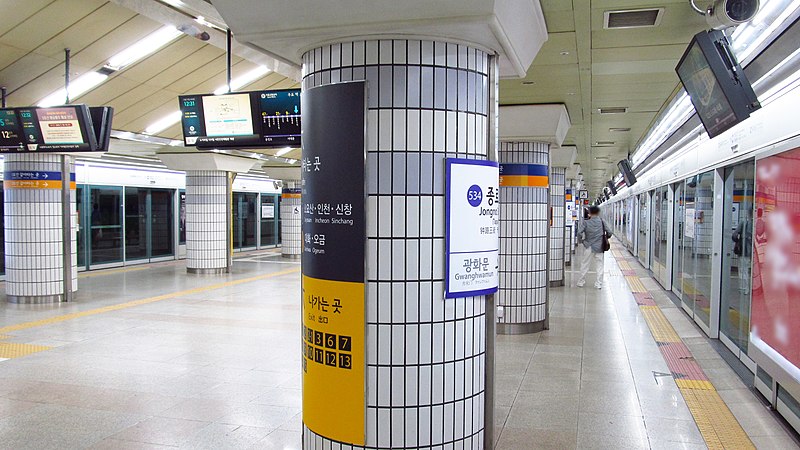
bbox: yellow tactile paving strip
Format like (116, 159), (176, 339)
(684, 388), (754, 450)
(0, 342), (51, 358)
(625, 276), (647, 293)
(639, 306), (682, 343)
(0, 267), (300, 345)
(615, 255), (755, 450)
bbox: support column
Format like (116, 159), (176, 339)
(185, 170), (230, 274)
(4, 154), (77, 303)
(497, 141), (550, 334)
(302, 39), (491, 450)
(564, 185), (573, 267)
(549, 167), (566, 286)
(280, 183), (301, 259)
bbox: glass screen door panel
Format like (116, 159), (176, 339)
(125, 187), (148, 260)
(150, 189), (174, 258)
(260, 194), (278, 247)
(721, 161), (755, 353)
(693, 171), (716, 327)
(638, 194), (648, 263)
(681, 178), (697, 312)
(90, 186), (123, 265)
(673, 182), (685, 296)
(233, 192), (258, 249)
(125, 187), (175, 261)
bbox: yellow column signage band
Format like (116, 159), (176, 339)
(302, 276), (365, 445)
(499, 163), (549, 187)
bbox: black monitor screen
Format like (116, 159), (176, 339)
(179, 88), (301, 149)
(618, 159), (637, 187)
(0, 105), (99, 153)
(676, 30), (760, 139)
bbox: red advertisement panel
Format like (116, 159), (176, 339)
(751, 146), (800, 381)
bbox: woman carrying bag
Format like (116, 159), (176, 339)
(577, 205), (613, 289)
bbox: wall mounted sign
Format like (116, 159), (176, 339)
(300, 81), (367, 446)
(445, 158), (500, 298)
(4, 170), (75, 190)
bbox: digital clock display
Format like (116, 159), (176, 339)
(0, 109), (23, 150)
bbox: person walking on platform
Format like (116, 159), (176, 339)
(577, 205), (612, 289)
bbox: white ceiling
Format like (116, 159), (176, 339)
(500, 0), (707, 192)
(1, 0), (710, 186)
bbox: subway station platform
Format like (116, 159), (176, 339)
(0, 246), (793, 449)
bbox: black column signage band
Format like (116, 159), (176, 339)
(301, 82), (367, 282)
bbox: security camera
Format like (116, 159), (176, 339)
(705, 0), (760, 30)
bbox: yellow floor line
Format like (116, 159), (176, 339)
(0, 342), (52, 358)
(0, 267), (300, 335)
(78, 265), (151, 279)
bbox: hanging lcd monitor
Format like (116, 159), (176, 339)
(89, 106), (114, 152)
(0, 104), (101, 153)
(676, 29), (760, 139)
(179, 88), (300, 149)
(618, 159), (637, 187)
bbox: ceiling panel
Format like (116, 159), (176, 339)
(0, 1), (54, 36)
(0, 0), (105, 51)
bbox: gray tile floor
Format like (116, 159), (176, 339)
(0, 249), (795, 449)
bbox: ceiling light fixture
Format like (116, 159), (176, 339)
(144, 110), (182, 135)
(106, 26), (182, 71)
(598, 107), (628, 114)
(213, 65), (271, 95)
(38, 72), (108, 107)
(609, 127), (631, 132)
(275, 147), (293, 157)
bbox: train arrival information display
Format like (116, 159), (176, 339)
(0, 105), (99, 153)
(179, 89), (300, 149)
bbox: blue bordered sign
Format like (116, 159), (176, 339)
(445, 158), (500, 298)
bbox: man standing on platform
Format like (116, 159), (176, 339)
(577, 205), (612, 289)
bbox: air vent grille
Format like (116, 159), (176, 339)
(605, 8), (664, 29)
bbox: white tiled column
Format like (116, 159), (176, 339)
(280, 185), (301, 258)
(4, 154), (77, 303)
(185, 170), (230, 274)
(497, 142), (550, 334)
(549, 167), (566, 286)
(564, 186), (573, 267)
(302, 39), (490, 450)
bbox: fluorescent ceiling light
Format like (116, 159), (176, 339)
(213, 66), (271, 95)
(275, 147), (293, 157)
(145, 110), (181, 135)
(107, 26), (182, 71)
(38, 72), (108, 107)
